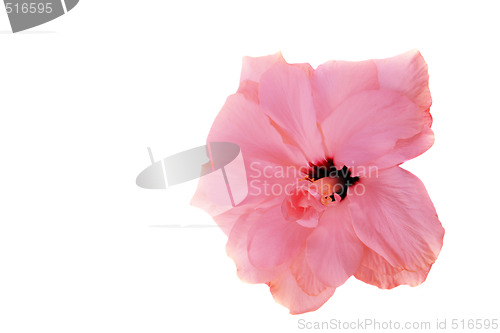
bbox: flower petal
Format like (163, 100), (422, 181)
(191, 92), (307, 228)
(306, 202), (364, 288)
(365, 50), (434, 167)
(321, 90), (423, 169)
(290, 249), (330, 296)
(349, 167), (444, 272)
(374, 49), (432, 112)
(247, 202), (313, 270)
(208, 93), (307, 166)
(358, 246), (402, 275)
(259, 62), (324, 162)
(190, 154), (297, 235)
(371, 127), (435, 169)
(240, 52), (285, 83)
(225, 198), (289, 283)
(355, 265), (432, 290)
(355, 248), (432, 289)
(238, 54), (314, 104)
(208, 191), (274, 236)
(268, 269), (335, 314)
(312, 59), (379, 122)
(236, 80), (260, 104)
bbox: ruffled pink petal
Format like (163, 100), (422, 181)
(225, 198), (289, 283)
(240, 52), (285, 83)
(321, 90), (423, 169)
(238, 54), (314, 104)
(259, 62), (324, 162)
(191, 92), (307, 228)
(281, 180), (326, 228)
(292, 62), (315, 78)
(268, 269), (335, 314)
(312, 59), (379, 122)
(190, 162), (247, 233)
(306, 202), (364, 288)
(374, 49), (432, 112)
(361, 50), (434, 167)
(371, 127), (435, 169)
(355, 265), (432, 290)
(282, 198), (321, 229)
(290, 249), (330, 296)
(349, 167), (444, 272)
(207, 93), (307, 167)
(246, 204), (313, 270)
(357, 246), (402, 275)
(236, 80), (259, 104)
(190, 153), (298, 235)
(209, 192), (275, 236)
(355, 248), (431, 289)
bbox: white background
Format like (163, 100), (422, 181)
(1, 1), (499, 332)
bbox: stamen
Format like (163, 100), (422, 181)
(305, 158), (359, 201)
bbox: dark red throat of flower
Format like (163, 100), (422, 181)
(306, 158), (359, 201)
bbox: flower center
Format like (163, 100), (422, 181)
(305, 158), (359, 202)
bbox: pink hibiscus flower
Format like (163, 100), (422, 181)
(191, 50), (444, 314)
